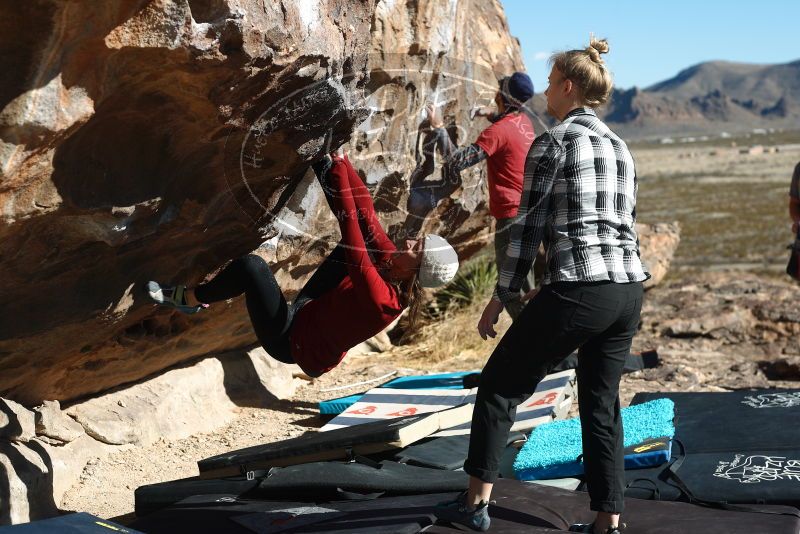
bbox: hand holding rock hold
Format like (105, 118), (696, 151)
(426, 102), (444, 129)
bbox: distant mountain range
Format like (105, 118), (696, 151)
(528, 59), (800, 139)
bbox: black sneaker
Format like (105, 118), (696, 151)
(434, 491), (491, 532)
(568, 522), (624, 534)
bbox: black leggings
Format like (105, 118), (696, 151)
(194, 248), (349, 364)
(194, 158), (358, 365)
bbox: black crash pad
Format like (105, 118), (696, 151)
(129, 492), (453, 534)
(428, 479), (800, 534)
(624, 447), (800, 507)
(631, 389), (800, 452)
(255, 460), (468, 501)
(135, 473), (262, 517)
(394, 431), (525, 470)
(625, 389), (800, 507)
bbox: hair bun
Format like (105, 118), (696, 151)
(586, 35), (609, 63)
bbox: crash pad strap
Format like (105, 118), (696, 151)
(666, 440), (800, 518)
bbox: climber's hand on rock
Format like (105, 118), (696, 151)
(426, 103), (444, 129)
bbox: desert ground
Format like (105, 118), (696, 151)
(60, 136), (800, 521)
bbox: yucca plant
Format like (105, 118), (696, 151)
(431, 257), (497, 316)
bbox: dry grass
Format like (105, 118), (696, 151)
(388, 295), (513, 373)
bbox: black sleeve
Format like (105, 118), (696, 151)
(444, 143), (487, 175)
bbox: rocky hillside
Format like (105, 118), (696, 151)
(528, 59), (800, 138)
(608, 59), (800, 137)
(0, 0), (525, 404)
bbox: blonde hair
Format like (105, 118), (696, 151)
(550, 35), (613, 107)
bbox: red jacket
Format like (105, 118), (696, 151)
(290, 157), (402, 376)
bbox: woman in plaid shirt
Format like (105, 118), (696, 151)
(436, 37), (649, 534)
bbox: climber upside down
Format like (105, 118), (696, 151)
(147, 152), (459, 378)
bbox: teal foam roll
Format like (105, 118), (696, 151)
(513, 399), (675, 477)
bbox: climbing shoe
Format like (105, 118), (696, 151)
(569, 522), (625, 534)
(434, 491), (491, 532)
(146, 281), (206, 314)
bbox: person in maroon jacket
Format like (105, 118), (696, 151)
(147, 152), (459, 377)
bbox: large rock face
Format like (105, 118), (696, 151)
(348, 0), (527, 257)
(0, 0), (527, 404)
(1, 0), (374, 404)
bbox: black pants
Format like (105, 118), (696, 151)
(194, 159), (351, 367)
(463, 280), (643, 514)
(194, 249), (348, 367)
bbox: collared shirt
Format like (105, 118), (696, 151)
(494, 107), (650, 305)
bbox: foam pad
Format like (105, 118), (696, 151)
(321, 370), (576, 436)
(394, 431), (525, 470)
(0, 513), (141, 533)
(319, 394), (363, 416)
(514, 399), (675, 480)
(625, 447), (800, 507)
(129, 492), (455, 534)
(135, 474), (262, 517)
(255, 460), (467, 500)
(426, 479), (800, 533)
(198, 404), (472, 478)
(631, 389), (800, 451)
(622, 389), (800, 507)
(318, 372), (478, 415)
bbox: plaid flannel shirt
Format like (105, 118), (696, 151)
(494, 107), (649, 305)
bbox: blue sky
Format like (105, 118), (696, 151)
(501, 0), (800, 92)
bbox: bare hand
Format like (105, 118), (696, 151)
(426, 103), (444, 128)
(520, 288), (539, 303)
(474, 106), (494, 118)
(477, 299), (504, 340)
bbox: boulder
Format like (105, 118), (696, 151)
(0, 434), (121, 525)
(241, 347), (302, 401)
(65, 356), (241, 446)
(0, 398), (35, 443)
(0, 0), (526, 405)
(33, 400), (85, 444)
(0, 440), (59, 524)
(64, 348), (303, 446)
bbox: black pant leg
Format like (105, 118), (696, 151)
(195, 255), (294, 363)
(295, 244), (348, 302)
(577, 282), (643, 514)
(464, 286), (595, 482)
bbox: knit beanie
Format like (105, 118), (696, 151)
(419, 234), (459, 288)
(499, 72), (535, 108)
